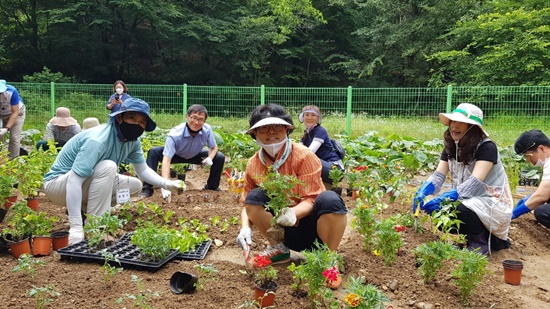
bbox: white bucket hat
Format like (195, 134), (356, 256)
(246, 117), (294, 134)
(439, 103), (489, 137)
(50, 107), (78, 126)
(82, 117), (100, 130)
(0, 80), (7, 93)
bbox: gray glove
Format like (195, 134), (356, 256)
(165, 180), (185, 192)
(0, 128), (7, 136)
(276, 207), (297, 226)
(236, 227), (252, 250)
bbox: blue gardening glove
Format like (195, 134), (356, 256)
(422, 188), (458, 215)
(518, 194), (532, 205)
(413, 181), (435, 213)
(512, 200), (531, 219)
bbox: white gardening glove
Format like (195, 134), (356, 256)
(165, 179), (185, 192)
(68, 216), (84, 245)
(202, 157), (213, 166)
(0, 128), (7, 136)
(236, 227), (252, 251)
(276, 207), (297, 227)
(161, 188), (172, 202)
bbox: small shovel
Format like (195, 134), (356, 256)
(414, 201), (421, 231)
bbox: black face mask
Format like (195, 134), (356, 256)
(117, 121), (144, 142)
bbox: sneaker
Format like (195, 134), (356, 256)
(139, 187), (153, 198)
(202, 185), (221, 191)
(252, 243), (290, 268)
(323, 265), (343, 290)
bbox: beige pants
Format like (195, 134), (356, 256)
(43, 160), (142, 217)
(1, 106), (26, 159)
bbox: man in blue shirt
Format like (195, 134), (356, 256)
(43, 98), (184, 245)
(140, 104), (225, 198)
(0, 79), (26, 159)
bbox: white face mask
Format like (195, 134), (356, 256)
(535, 149), (547, 168)
(116, 88), (124, 95)
(256, 138), (287, 157)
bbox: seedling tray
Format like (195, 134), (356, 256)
(57, 240), (178, 272)
(119, 233), (211, 260)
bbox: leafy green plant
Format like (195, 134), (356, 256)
(13, 253), (45, 279)
(28, 284), (60, 309)
(115, 275), (160, 309)
(287, 241), (342, 308)
(194, 263), (219, 291)
(412, 241), (457, 283)
(344, 276), (388, 309)
(26, 211), (59, 236)
(351, 199), (378, 252)
(100, 249), (123, 284)
(84, 212), (126, 248)
(328, 165), (344, 188)
(452, 248), (489, 306)
(1, 201), (34, 241)
(431, 199), (466, 244)
(254, 265), (278, 289)
(373, 219), (403, 266)
(130, 223), (172, 261)
(258, 166), (304, 226)
(0, 174), (17, 205)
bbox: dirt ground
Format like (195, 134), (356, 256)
(1, 168), (550, 309)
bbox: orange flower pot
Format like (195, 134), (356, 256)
(51, 231), (70, 251)
(503, 260), (523, 285)
(254, 280), (278, 308)
(26, 197), (39, 211)
(32, 236), (52, 256)
(9, 237), (32, 259)
(4, 195), (18, 209)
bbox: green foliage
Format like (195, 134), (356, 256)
(452, 249), (489, 306)
(258, 167), (304, 226)
(0, 174), (17, 204)
(28, 284), (60, 309)
(373, 219), (404, 266)
(84, 213), (126, 248)
(115, 275), (160, 309)
(431, 200), (466, 244)
(130, 223), (173, 261)
(100, 249), (123, 284)
(23, 67), (76, 83)
(194, 263), (219, 292)
(287, 241), (342, 308)
(328, 165), (344, 188)
(26, 211), (59, 236)
(255, 265), (278, 288)
(351, 199), (378, 252)
(412, 241), (457, 283)
(2, 201), (35, 241)
(344, 276), (388, 309)
(13, 253), (45, 280)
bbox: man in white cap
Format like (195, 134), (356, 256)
(236, 103), (347, 289)
(0, 79), (26, 159)
(43, 98), (184, 245)
(36, 107), (81, 151)
(412, 103), (512, 255)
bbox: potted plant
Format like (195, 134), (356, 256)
(84, 212), (126, 249)
(1, 200), (34, 258)
(252, 262), (279, 308)
(16, 160), (44, 210)
(26, 211), (59, 256)
(328, 165), (344, 195)
(258, 167), (304, 245)
(130, 222), (172, 261)
(0, 175), (18, 221)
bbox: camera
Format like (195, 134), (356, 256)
(115, 95), (120, 100)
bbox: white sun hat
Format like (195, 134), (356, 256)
(246, 117), (295, 134)
(439, 103), (489, 137)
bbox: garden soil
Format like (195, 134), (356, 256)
(1, 169), (549, 309)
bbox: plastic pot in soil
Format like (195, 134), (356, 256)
(330, 187), (343, 196)
(4, 195), (18, 209)
(0, 236), (9, 254)
(0, 208), (6, 223)
(170, 170), (177, 178)
(50, 231), (70, 251)
(253, 279), (278, 308)
(177, 173), (186, 181)
(503, 259), (523, 285)
(26, 197), (39, 211)
(169, 271), (198, 294)
(32, 236), (52, 256)
(9, 237), (32, 259)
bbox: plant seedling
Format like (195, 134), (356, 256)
(28, 284), (60, 309)
(100, 249), (123, 284)
(194, 263), (219, 291)
(115, 275), (160, 308)
(13, 253), (45, 279)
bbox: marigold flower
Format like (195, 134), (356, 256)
(345, 293), (362, 307)
(322, 265), (340, 283)
(373, 249), (381, 256)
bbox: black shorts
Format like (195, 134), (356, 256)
(244, 188), (348, 251)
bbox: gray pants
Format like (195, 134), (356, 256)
(1, 107), (25, 159)
(43, 160), (142, 217)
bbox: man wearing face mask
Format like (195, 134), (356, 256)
(236, 104), (347, 289)
(512, 130), (550, 229)
(140, 104), (225, 199)
(43, 98), (184, 245)
(106, 80), (131, 113)
(412, 103), (512, 255)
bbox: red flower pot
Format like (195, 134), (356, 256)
(51, 231), (69, 251)
(26, 197), (39, 211)
(32, 236), (52, 256)
(253, 280), (278, 308)
(9, 237), (32, 259)
(4, 195), (18, 209)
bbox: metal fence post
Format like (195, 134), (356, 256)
(261, 85), (265, 105)
(346, 86), (352, 137)
(183, 83), (188, 120)
(50, 82), (56, 117)
(446, 85), (453, 113)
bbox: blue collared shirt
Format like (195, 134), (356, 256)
(163, 122), (216, 159)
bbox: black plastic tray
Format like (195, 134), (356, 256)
(119, 232), (211, 260)
(57, 240), (178, 272)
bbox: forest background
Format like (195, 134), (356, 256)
(1, 0), (549, 87)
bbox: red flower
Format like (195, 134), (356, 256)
(253, 255), (272, 268)
(322, 265), (340, 283)
(393, 225), (405, 232)
(356, 165), (368, 171)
